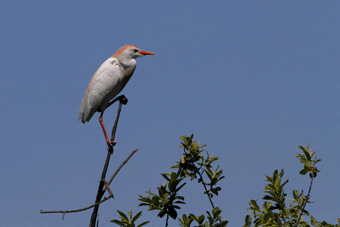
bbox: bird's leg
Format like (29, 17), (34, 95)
(97, 95), (128, 113)
(99, 113), (116, 147)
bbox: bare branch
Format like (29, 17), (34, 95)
(89, 96), (127, 227)
(101, 179), (113, 197)
(104, 149), (138, 190)
(110, 96), (128, 143)
(40, 194), (114, 217)
(40, 95), (137, 227)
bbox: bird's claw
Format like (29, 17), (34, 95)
(107, 140), (116, 148)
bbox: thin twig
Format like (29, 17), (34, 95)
(105, 149), (138, 189)
(101, 179), (114, 197)
(295, 156), (317, 227)
(183, 148), (216, 210)
(295, 173), (314, 226)
(197, 171), (215, 209)
(110, 96), (128, 143)
(40, 195), (114, 215)
(165, 213), (169, 227)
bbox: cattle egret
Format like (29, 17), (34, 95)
(78, 44), (155, 147)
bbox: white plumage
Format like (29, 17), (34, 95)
(78, 44), (155, 146)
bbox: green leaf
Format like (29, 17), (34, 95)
(117, 210), (129, 222)
(172, 205), (181, 209)
(189, 214), (198, 221)
(110, 219), (124, 225)
(137, 221), (150, 227)
(180, 135), (187, 141)
(311, 216), (317, 225)
(131, 211), (143, 224)
(300, 158), (310, 166)
(158, 210), (166, 218)
(197, 215), (205, 224)
(274, 175), (281, 189)
(169, 206), (178, 219)
(218, 220), (229, 227)
(174, 201), (186, 204)
(299, 167), (310, 175)
(175, 182), (186, 193)
(250, 200), (260, 211)
(299, 145), (311, 161)
(206, 211), (214, 224)
(262, 195), (274, 201)
(161, 173), (170, 181)
(212, 207), (222, 219)
(310, 151), (316, 158)
(199, 144), (207, 149)
(315, 159), (321, 164)
(180, 155), (185, 164)
(245, 215), (252, 227)
(151, 196), (160, 205)
(139, 203), (149, 207)
(293, 190), (300, 200)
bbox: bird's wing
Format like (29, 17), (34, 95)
(88, 58), (123, 108)
(79, 58), (122, 122)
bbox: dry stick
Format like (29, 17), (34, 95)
(89, 97), (127, 227)
(110, 96), (128, 142)
(165, 213), (170, 227)
(40, 149), (137, 219)
(40, 195), (113, 215)
(105, 149), (138, 189)
(40, 95), (135, 223)
(101, 179), (114, 197)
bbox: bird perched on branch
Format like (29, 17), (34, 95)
(78, 44), (155, 147)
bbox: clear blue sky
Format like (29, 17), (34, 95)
(1, 1), (339, 226)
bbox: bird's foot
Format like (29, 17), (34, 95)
(107, 140), (116, 148)
(118, 95), (128, 105)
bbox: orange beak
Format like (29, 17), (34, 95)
(139, 50), (155, 55)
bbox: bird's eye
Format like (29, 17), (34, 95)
(134, 49), (139, 53)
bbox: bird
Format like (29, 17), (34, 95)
(78, 44), (155, 147)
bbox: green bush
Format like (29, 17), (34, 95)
(111, 135), (339, 227)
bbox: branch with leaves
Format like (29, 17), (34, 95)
(244, 143), (339, 227)
(111, 208), (150, 227)
(113, 138), (338, 227)
(135, 134), (228, 227)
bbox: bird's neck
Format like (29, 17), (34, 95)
(118, 57), (137, 70)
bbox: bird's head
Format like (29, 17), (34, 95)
(114, 45), (155, 62)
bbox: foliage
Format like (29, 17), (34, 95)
(137, 134), (227, 227)
(110, 208), (150, 227)
(138, 171), (186, 220)
(111, 136), (339, 227)
(243, 143), (339, 227)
